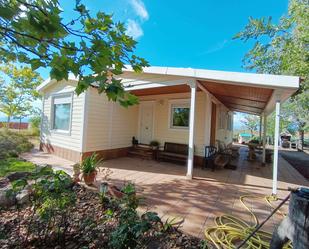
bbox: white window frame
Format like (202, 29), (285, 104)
(168, 99), (190, 130)
(50, 92), (73, 135)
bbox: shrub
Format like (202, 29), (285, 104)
(29, 169), (76, 247)
(149, 140), (160, 147)
(29, 116), (41, 136)
(109, 183), (161, 249)
(0, 130), (33, 159)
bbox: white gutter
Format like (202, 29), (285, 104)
(123, 65), (300, 90)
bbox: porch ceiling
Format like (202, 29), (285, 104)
(198, 80), (273, 115)
(130, 84), (201, 96)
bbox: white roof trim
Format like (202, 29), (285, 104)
(37, 73), (78, 92)
(38, 66), (300, 92)
(123, 65), (299, 90)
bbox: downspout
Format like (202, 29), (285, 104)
(80, 90), (89, 161)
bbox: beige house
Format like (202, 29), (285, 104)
(38, 66), (299, 193)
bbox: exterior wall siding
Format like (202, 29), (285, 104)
(84, 87), (139, 152)
(40, 79), (233, 163)
(40, 80), (84, 156)
(139, 91), (211, 157)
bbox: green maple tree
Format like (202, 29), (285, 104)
(235, 0), (309, 148)
(0, 0), (149, 107)
(0, 64), (42, 126)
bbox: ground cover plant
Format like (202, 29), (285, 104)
(0, 165), (207, 248)
(0, 158), (35, 177)
(0, 130), (35, 177)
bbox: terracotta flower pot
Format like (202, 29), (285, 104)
(83, 170), (97, 185)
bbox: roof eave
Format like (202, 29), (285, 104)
(37, 74), (79, 92)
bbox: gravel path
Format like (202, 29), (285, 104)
(280, 150), (309, 180)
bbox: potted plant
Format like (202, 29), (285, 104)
(149, 140), (160, 150)
(81, 153), (102, 185)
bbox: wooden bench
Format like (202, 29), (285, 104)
(157, 142), (188, 164)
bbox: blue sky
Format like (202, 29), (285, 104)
(1, 0), (289, 125)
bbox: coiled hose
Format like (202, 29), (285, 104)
(204, 195), (292, 249)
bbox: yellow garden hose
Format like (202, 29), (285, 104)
(204, 195), (292, 249)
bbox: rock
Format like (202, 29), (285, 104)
(36, 164), (52, 169)
(0, 177), (10, 188)
(6, 172), (31, 182)
(108, 185), (124, 199)
(176, 236), (183, 244)
(0, 186), (15, 207)
(16, 189), (30, 205)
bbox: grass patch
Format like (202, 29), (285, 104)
(0, 130), (34, 159)
(0, 158), (36, 177)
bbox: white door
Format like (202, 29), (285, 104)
(139, 102), (154, 144)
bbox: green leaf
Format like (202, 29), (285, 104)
(30, 59), (45, 70)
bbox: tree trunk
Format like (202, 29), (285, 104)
(270, 190), (309, 249)
(19, 117), (21, 131)
(6, 116), (11, 129)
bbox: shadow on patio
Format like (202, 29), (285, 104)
(97, 146), (308, 238)
(21, 146), (309, 239)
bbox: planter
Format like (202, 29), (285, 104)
(83, 171), (97, 185)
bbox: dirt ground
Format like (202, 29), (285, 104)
(280, 150), (309, 180)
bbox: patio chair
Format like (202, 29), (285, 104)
(216, 140), (233, 156)
(214, 140), (236, 170)
(226, 142), (240, 158)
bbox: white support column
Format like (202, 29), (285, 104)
(186, 80), (196, 179)
(272, 100), (281, 196)
(259, 115), (262, 142)
(262, 113), (267, 165)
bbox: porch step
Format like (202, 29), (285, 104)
(128, 145), (154, 160)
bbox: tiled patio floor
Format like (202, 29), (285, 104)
(21, 149), (75, 174)
(22, 147), (309, 239)
(98, 147), (308, 238)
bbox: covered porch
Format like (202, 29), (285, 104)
(98, 147), (308, 238)
(122, 66), (300, 195)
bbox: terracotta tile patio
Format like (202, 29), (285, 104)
(97, 147), (308, 238)
(22, 146), (309, 239)
(21, 149), (75, 174)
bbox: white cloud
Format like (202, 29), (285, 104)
(129, 0), (149, 20)
(126, 19), (144, 39)
(201, 39), (229, 55)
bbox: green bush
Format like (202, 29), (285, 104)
(20, 168), (76, 247)
(109, 183), (161, 249)
(0, 130), (33, 159)
(29, 116), (41, 136)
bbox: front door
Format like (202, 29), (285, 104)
(139, 102), (154, 144)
